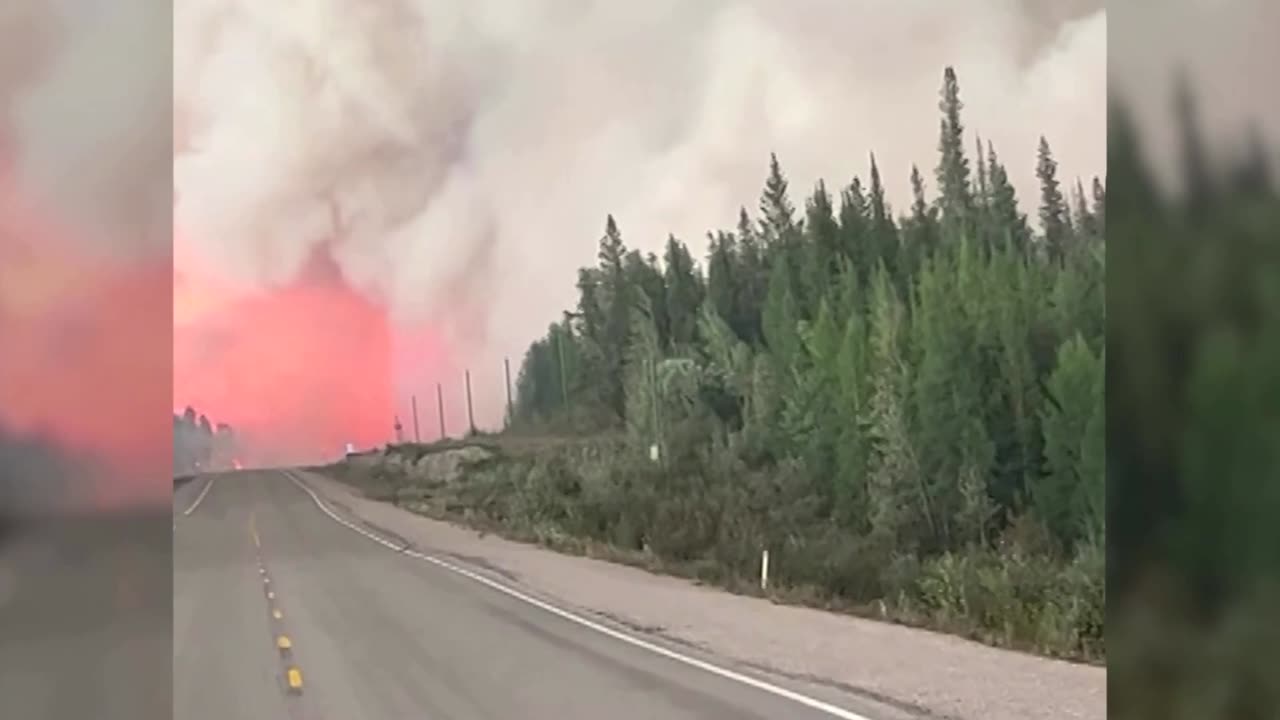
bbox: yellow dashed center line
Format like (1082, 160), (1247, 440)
(251, 512), (305, 697)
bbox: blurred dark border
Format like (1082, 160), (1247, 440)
(1108, 1), (1280, 716)
(0, 4), (174, 719)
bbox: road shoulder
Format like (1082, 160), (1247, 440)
(295, 469), (1105, 720)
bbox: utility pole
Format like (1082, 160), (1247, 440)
(465, 370), (476, 436)
(411, 394), (421, 443)
(504, 357), (513, 428)
(436, 382), (446, 440)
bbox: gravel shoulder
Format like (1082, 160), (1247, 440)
(297, 468), (1105, 720)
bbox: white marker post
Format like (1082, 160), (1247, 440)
(760, 549), (770, 592)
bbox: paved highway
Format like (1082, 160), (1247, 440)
(0, 511), (172, 719)
(174, 469), (880, 720)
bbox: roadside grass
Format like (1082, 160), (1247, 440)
(313, 438), (1104, 665)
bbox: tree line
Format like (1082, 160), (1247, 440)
(173, 406), (237, 476)
(505, 66), (1104, 657)
(1108, 81), (1280, 715)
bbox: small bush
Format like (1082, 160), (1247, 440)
(334, 440), (1102, 662)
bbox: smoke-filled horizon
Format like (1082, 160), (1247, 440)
(174, 0), (1106, 453)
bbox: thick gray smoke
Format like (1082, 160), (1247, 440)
(1111, 0), (1280, 193)
(6, 0), (171, 263)
(175, 0), (1105, 426)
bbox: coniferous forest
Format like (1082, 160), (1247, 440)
(492, 66), (1106, 660)
(173, 407), (237, 477)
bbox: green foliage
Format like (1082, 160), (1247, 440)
(1037, 334), (1104, 545)
(502, 66), (1106, 660)
(1107, 81), (1280, 718)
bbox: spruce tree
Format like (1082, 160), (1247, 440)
(707, 231), (737, 328)
(805, 180), (843, 298)
(597, 215), (633, 419)
(832, 269), (873, 529)
(759, 152), (800, 246)
(663, 235), (704, 348)
(1073, 178), (1098, 241)
(1090, 177), (1106, 234)
(735, 207), (767, 344)
(987, 141), (1031, 256)
(1037, 136), (1071, 264)
(975, 135), (990, 207)
(1037, 333), (1103, 546)
(866, 266), (930, 546)
(867, 154), (900, 283)
(935, 67), (974, 236)
(761, 258), (801, 365)
(624, 249), (668, 348)
(837, 176), (871, 283)
(900, 164), (939, 283)
(759, 154), (808, 314)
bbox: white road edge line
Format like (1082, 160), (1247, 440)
(182, 476), (216, 516)
(283, 470), (873, 720)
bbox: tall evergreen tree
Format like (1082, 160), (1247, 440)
(1037, 136), (1071, 264)
(707, 231), (737, 328)
(761, 258), (802, 365)
(663, 235), (704, 348)
(596, 215), (633, 418)
(975, 135), (990, 207)
(900, 164), (939, 282)
(836, 177), (870, 284)
(624, 249), (668, 347)
(759, 152), (800, 246)
(866, 266), (930, 546)
(758, 155), (810, 313)
(987, 141), (1031, 256)
(735, 207), (768, 344)
(935, 66), (974, 237)
(867, 154), (900, 283)
(1037, 333), (1104, 546)
(805, 180), (843, 299)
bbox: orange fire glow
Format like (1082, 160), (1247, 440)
(1, 150), (171, 508)
(174, 247), (437, 466)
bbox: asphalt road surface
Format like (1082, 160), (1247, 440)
(174, 470), (883, 720)
(0, 510), (172, 719)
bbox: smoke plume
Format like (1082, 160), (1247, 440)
(2, 1), (171, 510)
(1110, 0), (1280, 193)
(175, 0), (1106, 450)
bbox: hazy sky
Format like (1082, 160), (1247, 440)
(1110, 0), (1280, 193)
(170, 1), (1107, 427)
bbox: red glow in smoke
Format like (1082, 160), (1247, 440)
(175, 248), (445, 465)
(1, 147), (171, 508)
